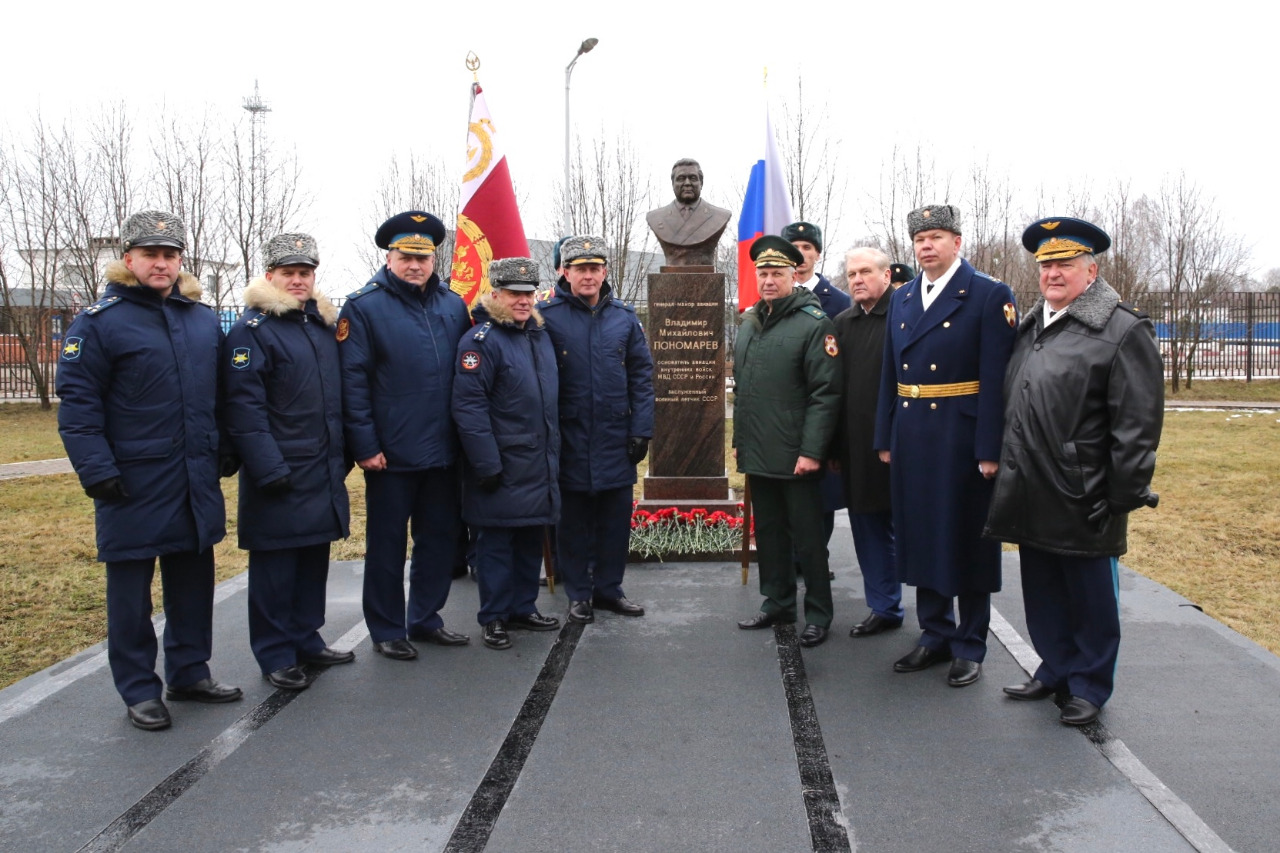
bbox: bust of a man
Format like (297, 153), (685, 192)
(646, 158), (731, 267)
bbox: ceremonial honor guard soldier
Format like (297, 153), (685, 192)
(873, 204), (1017, 686)
(452, 258), (561, 650)
(985, 217), (1163, 726)
(57, 211), (241, 731)
(338, 211), (472, 660)
(734, 236), (842, 647)
(223, 233), (353, 690)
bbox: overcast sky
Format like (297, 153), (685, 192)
(4, 0), (1272, 286)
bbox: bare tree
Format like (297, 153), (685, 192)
(961, 158), (1028, 297)
(1095, 180), (1156, 305)
(777, 79), (846, 260)
(865, 142), (952, 268)
(354, 152), (459, 284)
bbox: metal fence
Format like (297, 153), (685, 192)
(5, 291), (1280, 400)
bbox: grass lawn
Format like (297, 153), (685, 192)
(1, 398), (1277, 689)
(1166, 378), (1280, 403)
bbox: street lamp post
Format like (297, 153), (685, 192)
(563, 37), (599, 238)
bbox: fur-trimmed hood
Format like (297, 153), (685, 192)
(1021, 275), (1120, 333)
(105, 259), (203, 300)
(476, 289), (544, 328)
(243, 276), (339, 326)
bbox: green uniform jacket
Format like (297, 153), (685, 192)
(733, 288), (842, 478)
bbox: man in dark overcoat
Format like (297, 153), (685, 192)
(57, 210), (242, 730)
(833, 247), (902, 637)
(338, 211), (472, 660)
(452, 258), (561, 650)
(984, 217), (1163, 726)
(224, 233), (352, 691)
(873, 204), (1017, 686)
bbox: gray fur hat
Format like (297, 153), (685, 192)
(122, 210), (186, 251)
(262, 232), (320, 269)
(907, 204), (962, 237)
(489, 257), (540, 292)
(561, 235), (608, 266)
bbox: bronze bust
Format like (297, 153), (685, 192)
(645, 158), (731, 267)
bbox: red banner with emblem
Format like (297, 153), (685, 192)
(449, 82), (530, 306)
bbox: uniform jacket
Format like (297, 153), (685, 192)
(56, 261), (226, 562)
(733, 287), (842, 479)
(337, 266), (471, 471)
(984, 278), (1163, 557)
(223, 278), (350, 551)
(451, 293), (560, 527)
(806, 274), (851, 512)
(872, 260), (1017, 594)
(832, 287), (893, 513)
(537, 280), (655, 493)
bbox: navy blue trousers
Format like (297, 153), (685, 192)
(556, 486), (631, 602)
(848, 509), (902, 622)
(915, 586), (991, 663)
(474, 525), (544, 624)
(362, 467), (460, 642)
(1020, 547), (1121, 708)
(248, 542), (331, 674)
(105, 549), (215, 706)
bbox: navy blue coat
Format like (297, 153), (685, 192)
(872, 260), (1017, 595)
(537, 280), (654, 493)
(56, 261), (226, 562)
(223, 278), (350, 551)
(805, 274), (851, 513)
(337, 266), (471, 471)
(451, 295), (560, 527)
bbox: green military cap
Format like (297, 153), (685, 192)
(907, 204), (962, 237)
(122, 210), (187, 251)
(750, 235), (804, 268)
(782, 221), (823, 253)
(561, 235), (607, 266)
(890, 262), (916, 284)
(489, 257), (540, 292)
(262, 232), (320, 269)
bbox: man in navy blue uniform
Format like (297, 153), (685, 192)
(57, 210), (242, 731)
(224, 233), (352, 690)
(783, 221), (851, 573)
(452, 258), (561, 650)
(338, 211), (472, 660)
(873, 204), (1017, 687)
(538, 235), (655, 625)
(985, 218), (1163, 726)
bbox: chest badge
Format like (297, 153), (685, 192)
(461, 351), (481, 371)
(824, 334), (839, 357)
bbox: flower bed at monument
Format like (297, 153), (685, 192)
(628, 505), (751, 561)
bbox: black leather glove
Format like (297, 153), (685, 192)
(85, 477), (128, 501)
(627, 437), (650, 465)
(1087, 499), (1110, 524)
(260, 475), (292, 496)
(478, 472), (502, 493)
(219, 455), (241, 478)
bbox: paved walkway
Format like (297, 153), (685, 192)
(2, 516), (1277, 852)
(0, 457), (74, 480)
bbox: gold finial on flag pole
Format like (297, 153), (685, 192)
(466, 51), (480, 81)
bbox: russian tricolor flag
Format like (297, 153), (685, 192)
(736, 108), (794, 311)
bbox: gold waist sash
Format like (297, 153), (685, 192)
(897, 381), (980, 399)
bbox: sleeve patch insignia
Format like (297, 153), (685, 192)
(461, 351), (481, 371)
(231, 347), (251, 369)
(1003, 303), (1017, 327)
(824, 334), (839, 357)
(336, 317), (350, 342)
(61, 337), (83, 361)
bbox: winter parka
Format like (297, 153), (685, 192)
(536, 279), (654, 493)
(56, 261), (226, 561)
(337, 266), (471, 471)
(451, 293), (560, 527)
(223, 277), (350, 551)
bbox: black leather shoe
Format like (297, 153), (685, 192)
(265, 665), (315, 691)
(127, 698), (171, 731)
(508, 612), (560, 631)
(299, 647), (355, 666)
(1060, 696), (1101, 726)
(592, 595), (645, 617)
(411, 627), (470, 646)
(947, 658), (982, 687)
(1003, 678), (1058, 701)
(849, 613), (904, 638)
(799, 625), (828, 647)
(164, 678), (243, 703)
(482, 620), (512, 650)
(737, 611), (789, 630)
(568, 600), (594, 624)
(372, 639), (418, 661)
(893, 645), (952, 673)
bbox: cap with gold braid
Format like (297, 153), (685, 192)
(375, 211), (447, 256)
(750, 235), (804, 268)
(1021, 217), (1111, 262)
